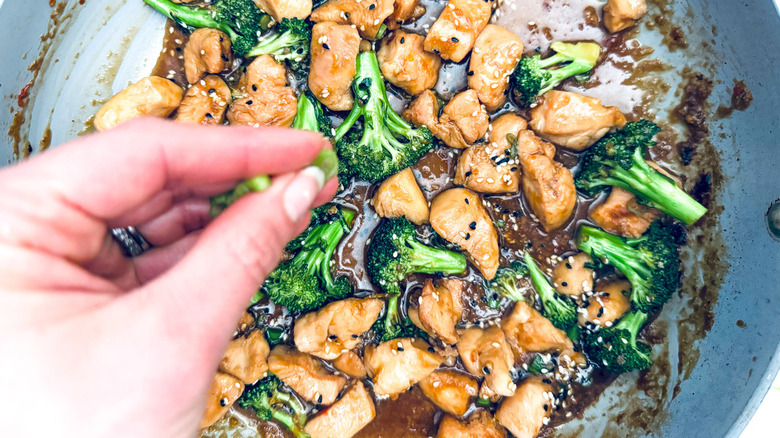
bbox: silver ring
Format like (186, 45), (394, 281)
(111, 226), (153, 258)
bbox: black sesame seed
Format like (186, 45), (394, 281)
(246, 100), (253, 105)
(597, 307), (605, 318)
(369, 3), (376, 9)
(544, 404), (549, 411)
(400, 37), (405, 44)
(465, 171), (472, 177)
(543, 378), (552, 384)
(351, 334), (359, 338)
(318, 394), (323, 403)
(433, 49), (440, 54)
(221, 54), (229, 62)
(252, 84), (258, 92)
(510, 166), (518, 171)
(205, 113), (213, 119)
(219, 397), (228, 407)
(469, 221), (477, 230)
(465, 198), (470, 204)
(483, 366), (491, 375)
(323, 43), (330, 50)
(175, 47), (182, 52)
(329, 335), (338, 339)
(561, 282), (568, 287)
(209, 88), (216, 93)
(467, 70), (474, 76)
(428, 347), (436, 353)
(451, 37), (459, 43)
(397, 347), (404, 351)
(566, 262), (572, 269)
(465, 233), (471, 240)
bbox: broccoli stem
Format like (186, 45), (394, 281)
(143, 0), (236, 39)
(615, 310), (648, 344)
(292, 94), (319, 132)
(334, 51), (391, 141)
(383, 295), (402, 334)
(523, 252), (576, 330)
(405, 239), (468, 275)
(247, 31), (299, 58)
(292, 208), (354, 292)
(524, 252), (557, 301)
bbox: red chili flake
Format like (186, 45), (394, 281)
(18, 82), (33, 107)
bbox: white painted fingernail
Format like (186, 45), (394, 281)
(283, 166), (326, 222)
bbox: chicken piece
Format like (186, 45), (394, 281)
(304, 381), (376, 438)
(332, 351), (367, 379)
(175, 75), (232, 125)
(423, 0), (494, 63)
(228, 55), (297, 127)
(590, 187), (660, 238)
(457, 326), (516, 397)
(516, 130), (577, 231)
(551, 252), (595, 297)
(529, 90), (627, 150)
(579, 280), (631, 327)
(295, 297), (384, 360)
(236, 311), (255, 335)
(603, 0), (648, 33)
(454, 143), (519, 194)
(468, 25), (524, 112)
(364, 338), (444, 397)
(200, 372), (244, 429)
(219, 330), (270, 385)
(254, 0), (312, 22)
(403, 90), (485, 149)
(491, 112), (529, 142)
(311, 0), (394, 40)
(419, 369), (478, 416)
(418, 279), (464, 344)
(184, 28), (232, 84)
(373, 168), (429, 225)
(309, 22), (361, 111)
(268, 345), (347, 405)
(501, 301), (573, 356)
(94, 76), (183, 132)
(495, 378), (552, 438)
(437, 411), (507, 438)
(430, 188), (499, 280)
(386, 0), (424, 29)
(378, 30), (441, 96)
(237, 54), (288, 91)
(441, 90), (490, 144)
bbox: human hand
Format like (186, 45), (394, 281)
(0, 119), (337, 437)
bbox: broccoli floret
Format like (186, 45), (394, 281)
(143, 0), (271, 56)
(510, 41), (601, 106)
(209, 175), (271, 217)
(247, 18), (312, 75)
(239, 374), (310, 438)
(584, 310), (652, 373)
(366, 218), (467, 295)
(523, 252), (578, 331)
(527, 354), (554, 375)
(371, 295), (428, 342)
(576, 222), (680, 313)
(292, 90), (333, 136)
(484, 262), (530, 309)
(575, 120), (708, 225)
(333, 51), (434, 183)
(263, 206), (356, 312)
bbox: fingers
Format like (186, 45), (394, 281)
(134, 198), (211, 247)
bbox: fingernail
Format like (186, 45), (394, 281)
(283, 166), (326, 222)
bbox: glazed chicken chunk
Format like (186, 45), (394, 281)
(417, 278), (465, 344)
(430, 188), (499, 280)
(294, 297), (384, 360)
(403, 90), (489, 149)
(590, 187), (660, 238)
(437, 410), (507, 438)
(309, 22), (361, 111)
(603, 0), (648, 33)
(516, 130), (577, 231)
(468, 25), (524, 111)
(332, 351), (368, 379)
(495, 378), (553, 438)
(304, 381), (376, 438)
(378, 30), (442, 96)
(364, 338), (444, 397)
(268, 345), (347, 405)
(424, 0), (494, 62)
(94, 76), (183, 132)
(373, 168), (430, 225)
(311, 0), (394, 40)
(457, 326), (516, 397)
(386, 0), (425, 29)
(419, 369), (479, 416)
(254, 0), (312, 22)
(579, 280), (632, 327)
(200, 372), (244, 429)
(184, 28), (232, 85)
(441, 90), (490, 144)
(227, 55), (297, 127)
(551, 252), (595, 297)
(219, 330), (270, 385)
(529, 90), (627, 150)
(175, 75), (232, 125)
(501, 301), (574, 356)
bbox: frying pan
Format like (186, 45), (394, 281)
(0, 0), (778, 436)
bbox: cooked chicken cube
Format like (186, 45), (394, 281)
(311, 0), (394, 40)
(441, 90), (490, 144)
(501, 301), (573, 355)
(551, 252), (595, 297)
(403, 90), (487, 149)
(236, 311), (255, 335)
(373, 168), (430, 225)
(419, 369), (478, 416)
(529, 90), (627, 150)
(94, 76), (183, 132)
(332, 351), (368, 379)
(457, 326), (516, 397)
(175, 75), (232, 125)
(418, 279), (464, 344)
(603, 0), (648, 33)
(364, 338), (444, 397)
(516, 130), (577, 231)
(437, 410), (507, 438)
(491, 112), (529, 142)
(454, 143), (519, 194)
(237, 53), (288, 91)
(386, 0), (425, 29)
(184, 28), (232, 85)
(268, 345), (347, 405)
(378, 30), (441, 96)
(304, 381), (376, 438)
(430, 188), (499, 280)
(295, 297), (384, 360)
(309, 22), (361, 111)
(227, 55), (297, 127)
(423, 0), (494, 62)
(219, 330), (270, 385)
(254, 0), (312, 22)
(468, 25), (524, 111)
(590, 187), (660, 238)
(200, 372), (244, 429)
(579, 280), (631, 326)
(495, 378), (552, 438)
